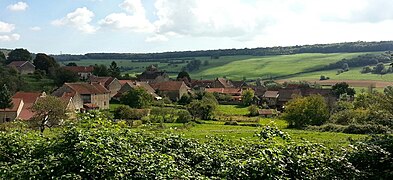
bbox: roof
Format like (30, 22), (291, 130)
(137, 71), (167, 81)
(89, 76), (116, 87)
(231, 80), (246, 88)
(12, 92), (43, 120)
(205, 88), (242, 95)
(65, 82), (110, 94)
(263, 91), (279, 98)
(63, 66), (94, 73)
(216, 78), (234, 88)
(278, 89), (301, 102)
(302, 88), (333, 96)
(191, 80), (214, 88)
(7, 61), (34, 68)
(116, 81), (160, 98)
(150, 81), (188, 91)
(0, 98), (22, 112)
(119, 80), (135, 86)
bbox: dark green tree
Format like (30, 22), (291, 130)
(120, 87), (153, 108)
(187, 93), (218, 120)
(374, 63), (386, 74)
(109, 61), (121, 78)
(176, 71), (191, 82)
(242, 89), (255, 106)
(33, 53), (60, 74)
(66, 62), (77, 66)
(6, 48), (32, 64)
(0, 51), (5, 65)
(93, 64), (109, 76)
(54, 68), (79, 86)
(332, 82), (356, 98)
(0, 84), (13, 122)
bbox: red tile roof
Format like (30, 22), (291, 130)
(12, 92), (43, 120)
(150, 81), (188, 91)
(63, 66), (94, 73)
(89, 76), (115, 87)
(65, 82), (110, 94)
(118, 80), (135, 86)
(205, 88), (242, 95)
(216, 78), (234, 88)
(0, 98), (22, 112)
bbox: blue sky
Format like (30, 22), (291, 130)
(1, 0), (393, 54)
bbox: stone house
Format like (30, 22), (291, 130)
(89, 76), (122, 98)
(205, 88), (243, 101)
(116, 80), (161, 100)
(52, 82), (110, 110)
(137, 65), (169, 83)
(0, 98), (24, 123)
(150, 81), (190, 101)
(7, 61), (35, 75)
(262, 91), (279, 107)
(0, 92), (46, 122)
(63, 66), (94, 80)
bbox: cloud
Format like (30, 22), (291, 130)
(153, 0), (271, 40)
(30, 26), (41, 31)
(7, 2), (28, 11)
(52, 7), (98, 33)
(0, 21), (15, 33)
(145, 34), (168, 42)
(0, 34), (20, 42)
(99, 0), (154, 32)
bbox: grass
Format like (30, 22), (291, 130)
(216, 105), (249, 116)
(22, 75), (56, 92)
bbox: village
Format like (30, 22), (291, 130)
(0, 59), (337, 123)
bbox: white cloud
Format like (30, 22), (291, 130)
(153, 0), (271, 40)
(52, 7), (98, 34)
(0, 21), (15, 33)
(0, 33), (20, 42)
(146, 34), (168, 42)
(30, 26), (41, 31)
(99, 0), (153, 32)
(7, 2), (28, 11)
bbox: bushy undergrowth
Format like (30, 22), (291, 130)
(0, 114), (392, 179)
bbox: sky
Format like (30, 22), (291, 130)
(1, 0), (393, 54)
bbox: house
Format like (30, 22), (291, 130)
(7, 61), (35, 75)
(89, 76), (122, 98)
(205, 88), (243, 101)
(52, 82), (110, 110)
(137, 65), (169, 83)
(150, 81), (190, 101)
(212, 78), (234, 88)
(262, 91), (279, 107)
(115, 80), (161, 100)
(0, 98), (24, 123)
(63, 66), (94, 80)
(277, 89), (302, 108)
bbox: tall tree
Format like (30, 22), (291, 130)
(54, 68), (79, 86)
(93, 64), (109, 77)
(176, 71), (191, 82)
(109, 61), (121, 78)
(332, 82), (356, 98)
(242, 89), (255, 106)
(7, 48), (32, 64)
(31, 96), (68, 133)
(0, 51), (5, 65)
(33, 53), (60, 74)
(0, 84), (13, 122)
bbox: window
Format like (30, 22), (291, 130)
(81, 94), (91, 103)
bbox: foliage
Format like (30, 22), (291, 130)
(187, 94), (218, 120)
(6, 48), (32, 63)
(242, 89), (255, 106)
(66, 62), (77, 66)
(0, 66), (24, 93)
(31, 96), (68, 133)
(0, 84), (13, 122)
(114, 105), (149, 120)
(248, 105), (259, 117)
(176, 110), (192, 123)
(53, 68), (79, 86)
(2, 116), (390, 179)
(283, 95), (330, 128)
(176, 71), (191, 82)
(178, 94), (192, 105)
(183, 59), (201, 71)
(93, 64), (109, 76)
(256, 125), (291, 141)
(120, 87), (153, 108)
(0, 51), (5, 65)
(332, 82), (356, 98)
(108, 61), (121, 78)
(33, 53), (60, 75)
(321, 53), (392, 71)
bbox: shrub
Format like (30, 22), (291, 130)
(343, 124), (390, 134)
(114, 106), (149, 120)
(176, 110), (192, 123)
(248, 105), (259, 117)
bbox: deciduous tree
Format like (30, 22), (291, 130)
(6, 48), (32, 64)
(31, 96), (68, 133)
(120, 87), (153, 108)
(242, 89), (255, 106)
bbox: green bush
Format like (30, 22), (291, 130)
(343, 124), (390, 134)
(176, 110), (192, 123)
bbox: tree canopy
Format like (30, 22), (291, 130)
(0, 84), (13, 111)
(332, 82), (356, 98)
(31, 96), (68, 133)
(54, 68), (79, 86)
(7, 48), (32, 63)
(33, 53), (60, 74)
(109, 61), (121, 78)
(120, 87), (153, 108)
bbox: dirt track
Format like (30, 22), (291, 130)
(276, 79), (393, 88)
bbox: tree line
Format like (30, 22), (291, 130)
(52, 41), (393, 61)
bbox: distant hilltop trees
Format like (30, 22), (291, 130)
(52, 41), (393, 61)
